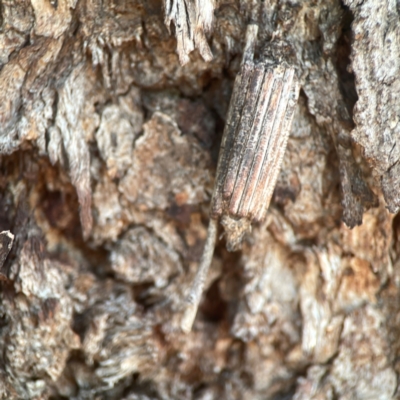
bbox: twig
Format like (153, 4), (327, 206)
(181, 218), (218, 333)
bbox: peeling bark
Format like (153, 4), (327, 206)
(0, 1), (399, 399)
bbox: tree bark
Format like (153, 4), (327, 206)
(0, 0), (399, 399)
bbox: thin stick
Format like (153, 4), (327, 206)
(181, 218), (218, 333)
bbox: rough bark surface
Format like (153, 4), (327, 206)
(0, 0), (399, 399)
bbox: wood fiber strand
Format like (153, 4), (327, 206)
(211, 62), (253, 217)
(256, 75), (299, 221)
(238, 67), (285, 217)
(228, 69), (275, 215)
(252, 68), (295, 221)
(223, 64), (265, 199)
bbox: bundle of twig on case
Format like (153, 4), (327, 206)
(181, 24), (300, 333)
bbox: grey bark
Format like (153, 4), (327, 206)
(0, 0), (399, 399)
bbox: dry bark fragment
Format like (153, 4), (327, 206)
(343, 0), (400, 214)
(0, 236), (79, 398)
(110, 226), (182, 287)
(0, 231), (14, 278)
(0, 1), (400, 399)
(119, 112), (211, 211)
(164, 0), (214, 65)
